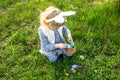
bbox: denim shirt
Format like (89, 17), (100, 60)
(38, 25), (71, 62)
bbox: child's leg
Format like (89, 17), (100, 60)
(45, 52), (64, 62)
(44, 52), (58, 62)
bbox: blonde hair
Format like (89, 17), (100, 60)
(40, 6), (64, 30)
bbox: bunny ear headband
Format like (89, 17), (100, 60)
(46, 11), (76, 24)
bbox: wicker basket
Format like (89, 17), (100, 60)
(66, 46), (76, 54)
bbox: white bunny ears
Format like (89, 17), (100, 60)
(46, 11), (76, 24)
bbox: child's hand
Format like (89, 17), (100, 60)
(55, 43), (67, 49)
(68, 33), (73, 43)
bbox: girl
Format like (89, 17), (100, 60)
(38, 6), (76, 62)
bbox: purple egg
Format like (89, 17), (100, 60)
(72, 64), (78, 69)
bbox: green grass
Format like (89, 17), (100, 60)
(0, 0), (120, 80)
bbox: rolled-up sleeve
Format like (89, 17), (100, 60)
(38, 29), (55, 51)
(63, 26), (71, 35)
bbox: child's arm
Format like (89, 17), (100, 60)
(62, 26), (71, 35)
(63, 26), (73, 43)
(55, 43), (66, 49)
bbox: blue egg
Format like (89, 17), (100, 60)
(67, 44), (71, 49)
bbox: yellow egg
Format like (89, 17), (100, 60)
(71, 68), (76, 73)
(80, 55), (84, 60)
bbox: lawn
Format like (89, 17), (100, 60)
(0, 0), (120, 80)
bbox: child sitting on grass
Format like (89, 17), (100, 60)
(38, 6), (76, 62)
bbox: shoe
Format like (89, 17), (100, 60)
(56, 54), (63, 62)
